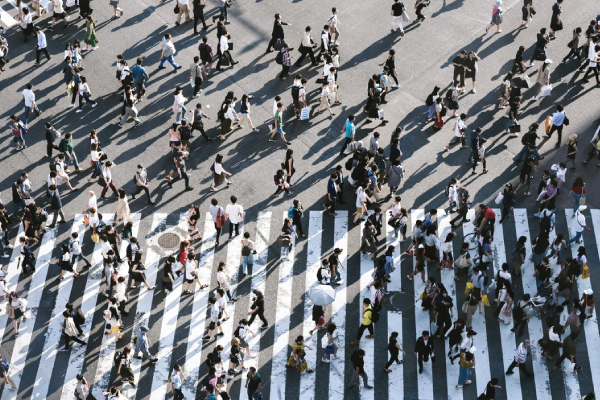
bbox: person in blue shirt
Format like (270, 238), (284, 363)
(339, 114), (356, 155)
(324, 173), (339, 216)
(422, 209), (437, 230)
(131, 57), (149, 100)
(170, 364), (186, 400)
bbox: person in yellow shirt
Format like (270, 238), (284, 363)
(350, 299), (375, 345)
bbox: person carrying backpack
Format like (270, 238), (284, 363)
(511, 294), (531, 337)
(198, 36), (213, 75)
(350, 298), (376, 345)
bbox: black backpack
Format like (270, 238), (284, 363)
(74, 308), (85, 325)
(370, 307), (380, 323)
(49, 160), (57, 173)
(540, 212), (552, 235)
(275, 50), (284, 65)
(291, 85), (300, 101)
(317, 268), (324, 282)
(344, 158), (354, 171)
(425, 93), (434, 106)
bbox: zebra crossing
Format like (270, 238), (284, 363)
(1, 208), (600, 400)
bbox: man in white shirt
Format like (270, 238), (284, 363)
(69, 231), (91, 268)
(569, 205), (592, 245)
(175, 0), (190, 25)
(22, 82), (42, 126)
(506, 340), (533, 377)
(352, 182), (369, 224)
(34, 26), (51, 64)
(225, 195), (243, 238)
(296, 26), (317, 66)
(158, 33), (181, 70)
(215, 27), (237, 70)
(202, 297), (224, 341)
(319, 24), (330, 59)
(100, 235), (113, 265)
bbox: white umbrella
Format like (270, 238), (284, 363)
(309, 284), (336, 306)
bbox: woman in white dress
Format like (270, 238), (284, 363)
(115, 189), (132, 225)
(86, 190), (97, 213)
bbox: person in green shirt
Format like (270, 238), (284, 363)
(554, 331), (582, 371)
(269, 102), (291, 145)
(61, 132), (82, 172)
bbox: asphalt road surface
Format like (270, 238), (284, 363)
(0, 0), (600, 399)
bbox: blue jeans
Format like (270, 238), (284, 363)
(159, 55), (179, 69)
(23, 104), (40, 125)
(458, 365), (472, 385)
(0, 234), (5, 256)
(91, 161), (102, 179)
(530, 252), (544, 266)
(572, 193), (582, 213)
(175, 105), (187, 123)
(515, 145), (541, 160)
(569, 231), (582, 244)
(444, 201), (456, 214)
(242, 254), (254, 274)
(427, 105), (434, 118)
(67, 151), (80, 169)
(220, 5), (227, 20)
(548, 249), (561, 261)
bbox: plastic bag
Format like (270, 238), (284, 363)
(494, 192), (504, 205)
(91, 233), (99, 243)
(482, 295), (490, 307)
(540, 85), (552, 97)
(465, 282), (474, 295)
(300, 107), (310, 121)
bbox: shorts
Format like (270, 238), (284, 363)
(239, 337), (249, 348)
(277, 125), (283, 134)
(109, 0), (119, 7)
(185, 278), (194, 284)
(201, 58), (211, 66)
(356, 207), (364, 213)
(325, 344), (335, 355)
(209, 321), (220, 330)
(241, 113), (249, 119)
(111, 325), (121, 334)
(53, 11), (65, 18)
(519, 176), (530, 185)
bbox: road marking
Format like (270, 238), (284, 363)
(387, 311), (404, 400)
(385, 212), (402, 292)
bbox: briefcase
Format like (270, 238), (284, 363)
(228, 41), (233, 51)
(509, 124), (521, 133)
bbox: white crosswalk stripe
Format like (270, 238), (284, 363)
(7, 208), (600, 400)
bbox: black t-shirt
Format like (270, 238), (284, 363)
(253, 297), (265, 313)
(551, 3), (560, 19)
(520, 163), (533, 179)
(388, 337), (398, 353)
(176, 159), (186, 173)
(385, 56), (396, 70)
(328, 254), (339, 268)
(391, 2), (404, 16)
(452, 56), (465, 70)
(351, 351), (365, 372)
(247, 373), (261, 391)
(486, 382), (496, 399)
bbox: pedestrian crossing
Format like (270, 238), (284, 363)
(2, 208), (600, 400)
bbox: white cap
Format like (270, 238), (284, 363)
(584, 289), (593, 295)
(545, 59), (553, 64)
(579, 205), (587, 212)
(495, 0), (502, 6)
(0, 271), (6, 277)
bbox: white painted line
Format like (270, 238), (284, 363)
(1, 223), (58, 399)
(91, 214), (141, 400)
(269, 211), (296, 400)
(490, 209), (523, 400)
(385, 212), (402, 292)
(358, 210), (375, 400)
(238, 211), (271, 400)
(327, 211), (348, 400)
(299, 212), (322, 400)
(512, 209), (552, 398)
(148, 214), (188, 400)
(180, 212), (217, 400)
(387, 311), (403, 400)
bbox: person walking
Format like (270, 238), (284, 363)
(158, 34), (181, 71)
(414, 330), (434, 374)
(568, 205), (592, 245)
(506, 340), (533, 377)
(295, 26), (318, 67)
(484, 0), (503, 35)
(190, 56), (203, 98)
(563, 27), (583, 64)
(547, 104), (567, 148)
(209, 154), (232, 192)
(192, 0), (208, 33)
(75, 76), (98, 112)
(247, 290), (268, 330)
(198, 37), (213, 75)
(117, 346), (136, 387)
(170, 364), (186, 400)
(339, 114), (356, 156)
(350, 298), (375, 345)
(175, 0), (190, 26)
(482, 378), (503, 399)
(215, 28), (237, 71)
(168, 151), (193, 191)
(549, 0), (563, 39)
(44, 121), (61, 158)
(8, 292), (26, 337)
(532, 59), (552, 101)
(100, 161), (119, 198)
(511, 294), (531, 337)
(348, 349), (372, 389)
(383, 331), (405, 372)
(34, 26), (51, 64)
(324, 173), (339, 216)
(22, 83), (42, 126)
(225, 196), (243, 238)
(238, 94), (259, 132)
(390, 0), (406, 36)
(131, 58), (149, 101)
(134, 326), (158, 362)
(69, 231), (91, 269)
(266, 14), (291, 53)
(47, 185), (66, 228)
(59, 310), (87, 351)
(456, 351), (475, 388)
(268, 102), (291, 145)
(82, 16), (99, 51)
(278, 43), (293, 79)
(208, 198), (224, 246)
(118, 86), (141, 127)
(191, 103), (213, 141)
(130, 164), (154, 204)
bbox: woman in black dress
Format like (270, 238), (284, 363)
(129, 251), (155, 290)
(309, 304), (325, 335)
(521, 0), (532, 28)
(283, 149), (295, 185)
(118, 346), (136, 387)
(383, 331), (405, 372)
(464, 51), (481, 93)
(445, 318), (465, 359)
(549, 0), (563, 39)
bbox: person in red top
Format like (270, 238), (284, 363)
(475, 204), (496, 238)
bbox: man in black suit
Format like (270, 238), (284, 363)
(414, 330), (435, 373)
(266, 14), (291, 53)
(19, 236), (36, 276)
(47, 185), (66, 228)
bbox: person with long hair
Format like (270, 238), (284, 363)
(82, 15), (98, 51)
(186, 205), (202, 241)
(130, 251), (156, 290)
(117, 346), (136, 387)
(103, 305), (123, 341)
(210, 154), (232, 191)
(238, 94), (259, 132)
(8, 292), (26, 338)
(283, 149), (295, 185)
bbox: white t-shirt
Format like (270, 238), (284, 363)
(355, 187), (367, 208)
(70, 238), (81, 255)
(101, 242), (112, 258)
(178, 0), (188, 5)
(391, 202), (401, 217)
(22, 89), (35, 107)
(216, 295), (227, 310)
(573, 213), (586, 233)
(91, 150), (100, 162)
(329, 14), (338, 27)
(555, 167), (566, 182)
(88, 196), (97, 210)
(208, 205), (223, 223)
(185, 260), (197, 280)
(214, 163), (224, 175)
(0, 281), (5, 295)
(210, 303), (219, 322)
(217, 270), (227, 285)
(454, 119), (466, 138)
(323, 63), (333, 78)
(225, 204), (243, 224)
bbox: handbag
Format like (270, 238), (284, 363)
(582, 265), (590, 279)
(321, 335), (329, 349)
(563, 116), (570, 126)
(456, 253), (469, 269)
(430, 320), (439, 334)
(278, 236), (291, 248)
(494, 192), (504, 205)
(579, 194), (586, 205)
(273, 39), (284, 51)
(465, 282), (474, 295)
(402, 10), (410, 22)
(481, 295), (490, 307)
(83, 214), (90, 225)
(545, 115), (552, 134)
(173, 4), (180, 13)
(509, 124), (521, 133)
(378, 110), (385, 119)
(540, 85), (552, 97)
(300, 107), (310, 121)
(216, 208), (226, 229)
